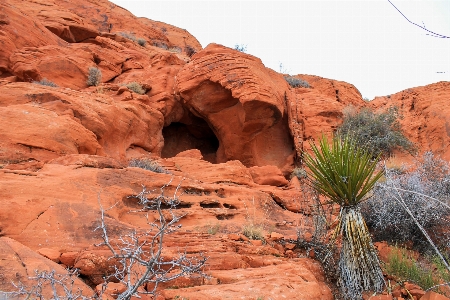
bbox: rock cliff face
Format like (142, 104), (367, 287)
(0, 0), (449, 298)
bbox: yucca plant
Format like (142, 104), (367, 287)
(303, 135), (385, 299)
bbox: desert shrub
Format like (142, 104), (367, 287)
(126, 82), (146, 95)
(242, 223), (265, 241)
(385, 246), (438, 290)
(137, 38), (146, 46)
(129, 158), (168, 173)
(284, 75), (310, 88)
(32, 78), (58, 87)
(184, 45), (196, 57)
(86, 67), (102, 86)
(168, 46), (182, 53)
(336, 106), (415, 157)
(291, 167), (307, 180)
(117, 31), (137, 42)
(361, 152), (450, 252)
(234, 44), (247, 52)
(153, 41), (168, 49)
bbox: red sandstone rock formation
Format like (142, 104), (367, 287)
(1, 0), (450, 298)
(175, 43), (296, 173)
(371, 81), (450, 161)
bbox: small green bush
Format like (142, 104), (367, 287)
(33, 78), (58, 87)
(86, 67), (102, 87)
(284, 76), (310, 88)
(129, 158), (168, 174)
(336, 106), (415, 157)
(137, 38), (146, 47)
(385, 246), (438, 290)
(126, 82), (146, 95)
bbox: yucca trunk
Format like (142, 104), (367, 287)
(335, 206), (385, 299)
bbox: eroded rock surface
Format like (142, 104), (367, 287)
(176, 43), (296, 172)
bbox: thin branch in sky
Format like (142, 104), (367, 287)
(388, 0), (450, 38)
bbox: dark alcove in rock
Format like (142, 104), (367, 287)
(161, 117), (219, 163)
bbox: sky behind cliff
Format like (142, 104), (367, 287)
(111, 0), (450, 99)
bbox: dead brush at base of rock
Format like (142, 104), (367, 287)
(128, 158), (169, 173)
(125, 82), (146, 95)
(86, 67), (102, 87)
(284, 75), (310, 88)
(32, 78), (58, 87)
(361, 152), (450, 252)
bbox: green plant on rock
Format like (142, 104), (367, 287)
(303, 135), (384, 299)
(336, 106), (415, 157)
(386, 246), (434, 290)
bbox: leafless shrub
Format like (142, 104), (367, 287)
(117, 31), (137, 42)
(86, 67), (102, 87)
(234, 44), (247, 52)
(137, 38), (146, 47)
(184, 45), (196, 57)
(361, 152), (450, 253)
(3, 181), (207, 299)
(32, 78), (58, 87)
(168, 46), (182, 53)
(153, 41), (168, 50)
(284, 76), (310, 88)
(97, 180), (208, 298)
(129, 158), (168, 173)
(5, 269), (95, 299)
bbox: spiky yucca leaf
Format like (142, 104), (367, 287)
(303, 135), (385, 299)
(303, 135), (383, 206)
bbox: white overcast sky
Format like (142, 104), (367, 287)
(111, 0), (450, 99)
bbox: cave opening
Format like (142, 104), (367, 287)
(161, 117), (219, 163)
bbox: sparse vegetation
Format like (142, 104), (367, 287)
(137, 38), (146, 47)
(284, 75), (310, 88)
(206, 223), (221, 235)
(32, 78), (58, 87)
(125, 82), (146, 94)
(117, 32), (146, 47)
(242, 223), (265, 242)
(385, 246), (440, 291)
(5, 181), (207, 299)
(118, 31), (137, 42)
(129, 158), (168, 173)
(234, 44), (247, 52)
(291, 167), (307, 180)
(362, 152), (450, 252)
(86, 67), (102, 87)
(153, 41), (168, 49)
(184, 45), (196, 57)
(336, 106), (416, 157)
(169, 46), (182, 53)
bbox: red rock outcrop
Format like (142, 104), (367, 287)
(0, 237), (94, 297)
(0, 2), (65, 77)
(0, 82), (164, 164)
(175, 43), (296, 172)
(371, 82), (450, 161)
